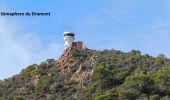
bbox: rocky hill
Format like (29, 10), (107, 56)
(0, 48), (170, 100)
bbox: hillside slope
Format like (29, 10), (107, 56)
(0, 48), (170, 100)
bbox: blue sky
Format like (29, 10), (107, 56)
(0, 0), (170, 79)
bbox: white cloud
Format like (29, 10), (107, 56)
(0, 18), (63, 80)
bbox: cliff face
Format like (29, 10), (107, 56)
(58, 48), (95, 83)
(0, 48), (170, 100)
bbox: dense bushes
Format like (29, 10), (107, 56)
(35, 76), (50, 93)
(13, 96), (25, 100)
(20, 64), (38, 79)
(0, 48), (170, 100)
(92, 62), (113, 89)
(94, 92), (116, 100)
(115, 65), (170, 99)
(117, 74), (154, 99)
(152, 65), (170, 97)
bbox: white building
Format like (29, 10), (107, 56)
(63, 32), (75, 50)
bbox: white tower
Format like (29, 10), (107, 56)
(63, 32), (75, 50)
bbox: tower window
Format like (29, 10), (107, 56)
(64, 33), (74, 37)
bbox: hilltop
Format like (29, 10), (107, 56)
(0, 48), (170, 100)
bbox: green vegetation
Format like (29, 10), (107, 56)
(35, 76), (50, 92)
(117, 74), (154, 99)
(94, 92), (115, 100)
(92, 62), (113, 90)
(13, 96), (25, 100)
(20, 64), (38, 79)
(0, 48), (170, 100)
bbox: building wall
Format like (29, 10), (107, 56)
(72, 41), (83, 50)
(76, 41), (83, 50)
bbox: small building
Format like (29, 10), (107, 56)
(63, 32), (83, 50)
(72, 41), (83, 50)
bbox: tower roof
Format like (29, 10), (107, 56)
(63, 32), (75, 37)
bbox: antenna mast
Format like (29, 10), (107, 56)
(69, 26), (71, 32)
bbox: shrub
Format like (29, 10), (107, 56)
(71, 48), (80, 57)
(35, 76), (50, 93)
(152, 66), (170, 96)
(92, 62), (113, 89)
(21, 64), (38, 79)
(117, 74), (154, 99)
(155, 54), (166, 64)
(94, 92), (117, 100)
(13, 96), (24, 100)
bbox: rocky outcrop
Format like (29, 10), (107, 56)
(89, 55), (98, 67)
(58, 48), (97, 85)
(58, 48), (71, 72)
(70, 71), (92, 83)
(70, 64), (94, 85)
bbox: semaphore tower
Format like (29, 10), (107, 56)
(63, 31), (83, 50)
(58, 31), (83, 72)
(63, 32), (75, 50)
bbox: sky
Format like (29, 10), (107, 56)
(0, 0), (170, 79)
